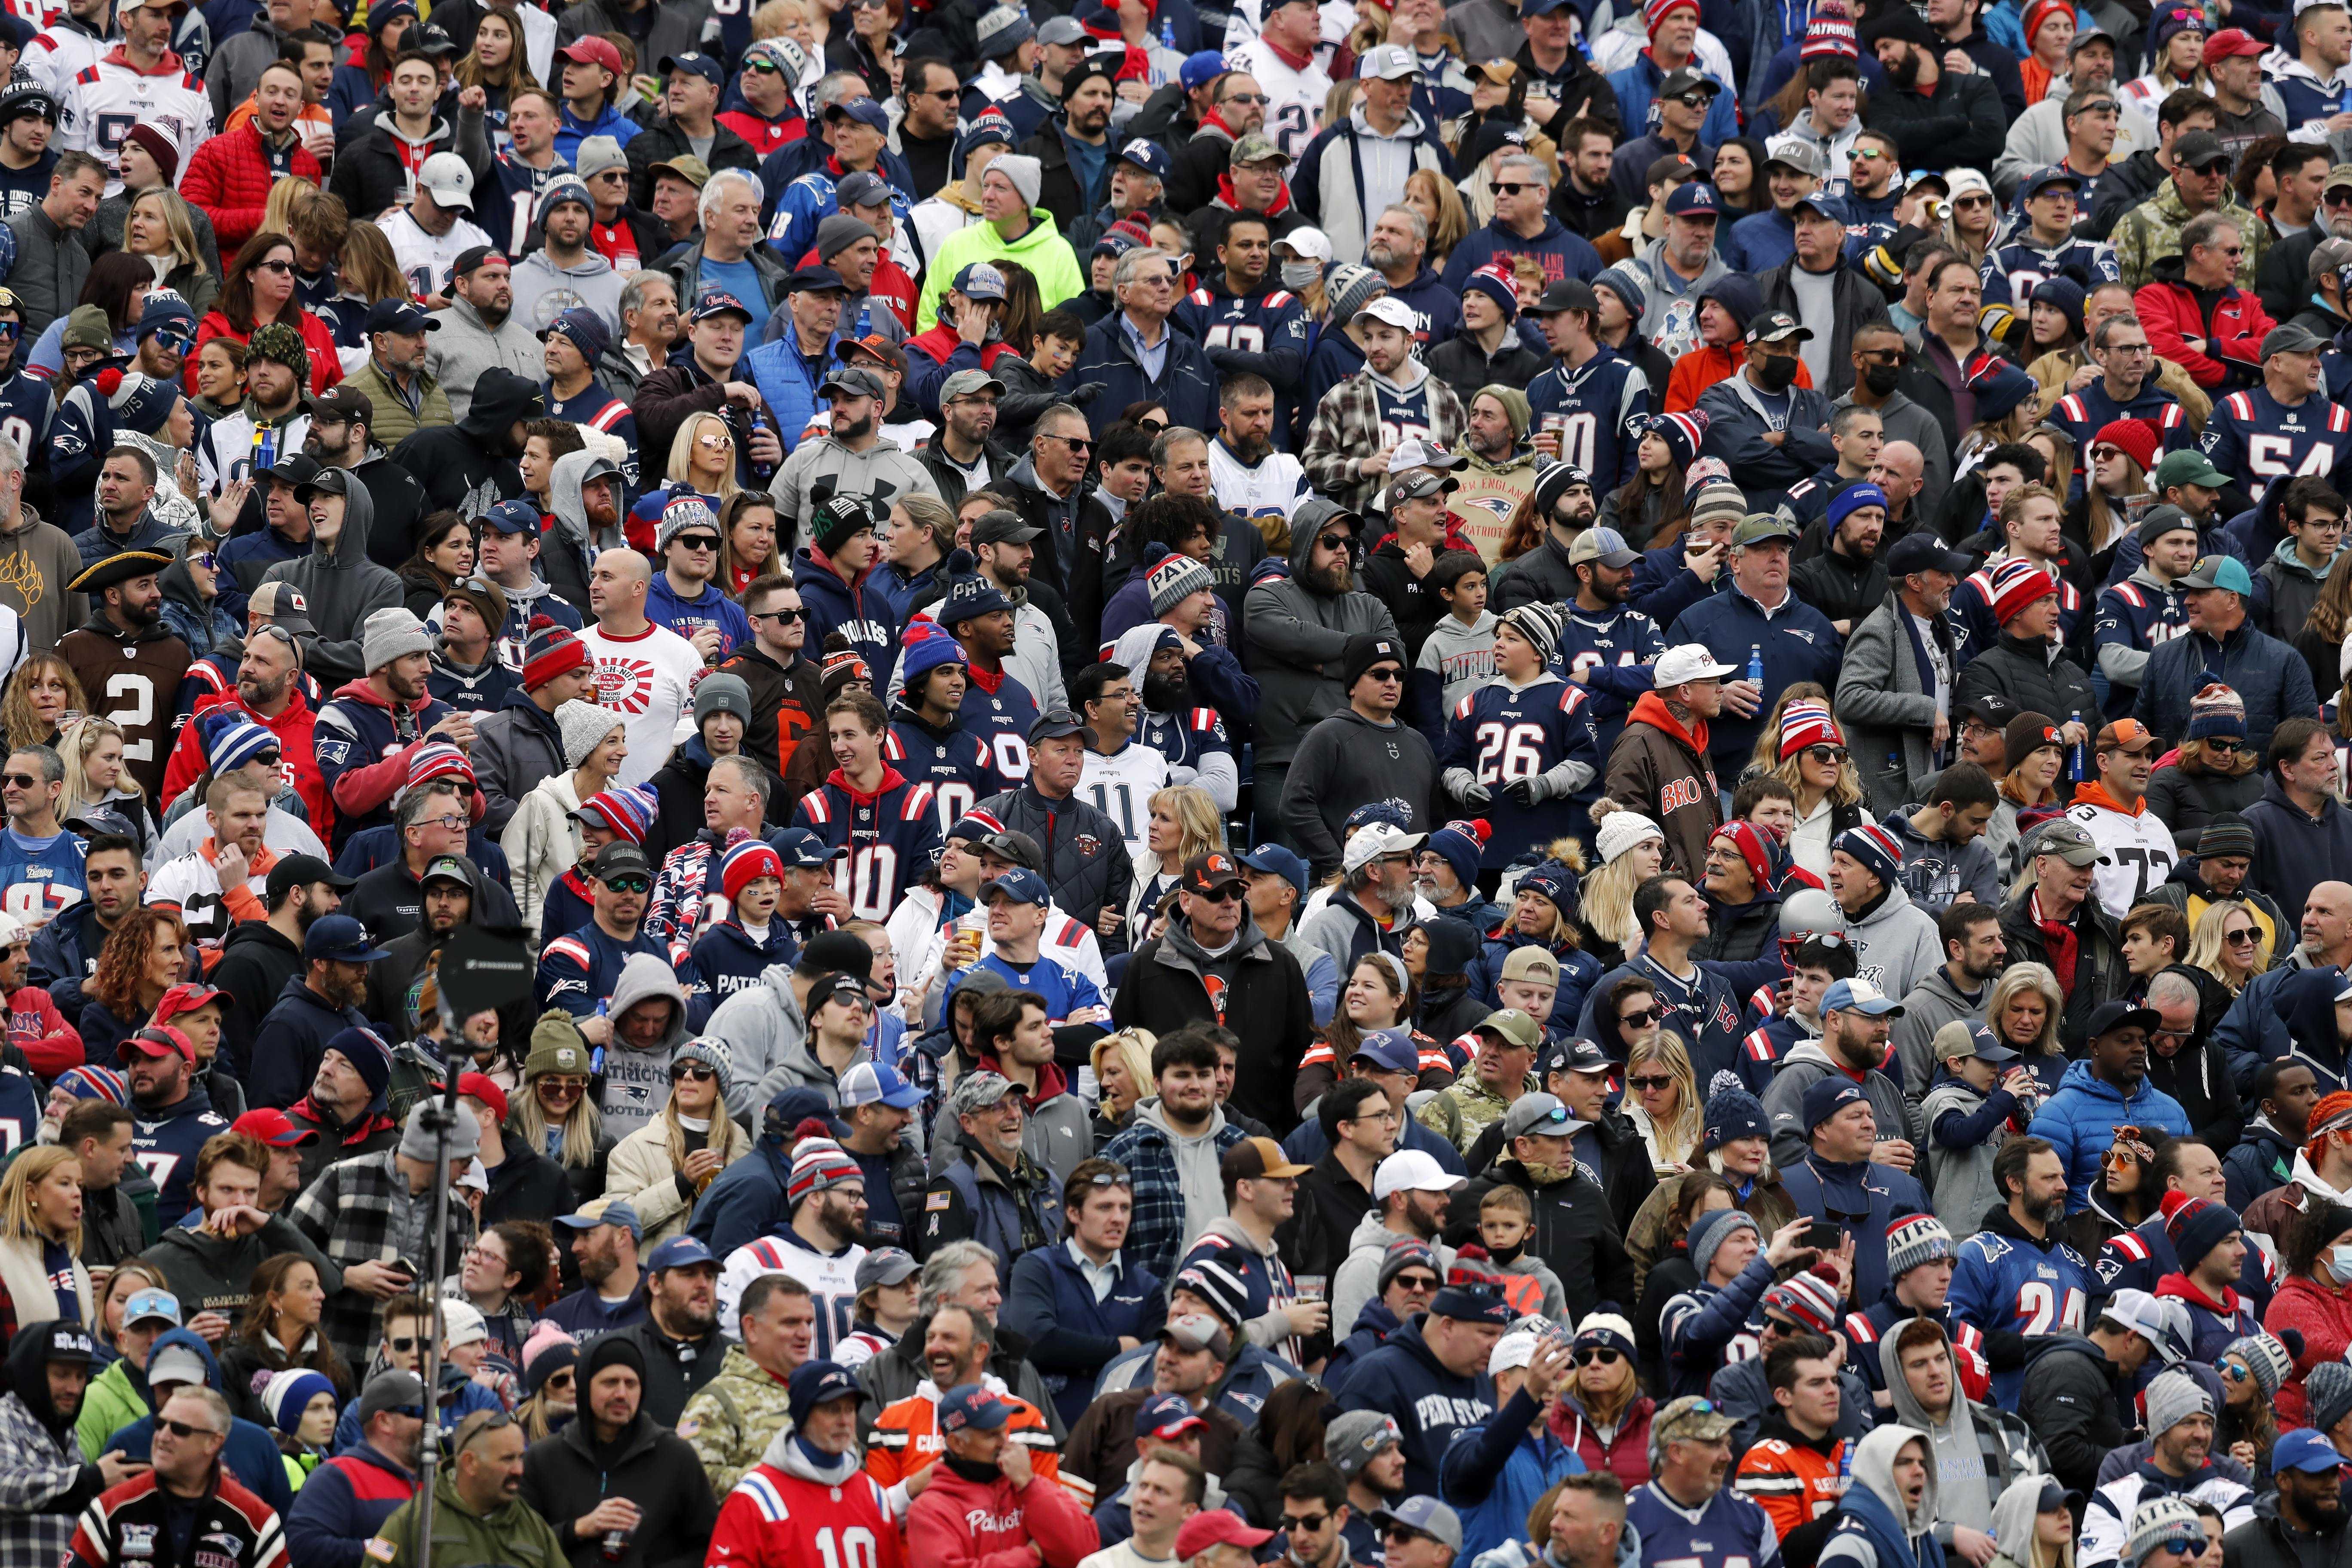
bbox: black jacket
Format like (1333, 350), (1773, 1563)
(329, 116), (487, 226)
(2017, 1330), (2133, 1496)
(481, 1140), (575, 1228)
(209, 920), (306, 1090)
(516, 1410), (718, 1568)
(244, 974), (369, 1111)
(1280, 1150), (1375, 1283)
(606, 1317), (726, 1427)
(623, 118), (758, 212)
(916, 435), (1021, 512)
(1462, 1108), (1658, 1237)
(1761, 258), (1891, 401)
(2222, 1492), (2352, 1568)
(1951, 633), (2100, 735)
(1425, 330), (1551, 410)
(1111, 922), (1316, 1134)
(1491, 529), (1583, 615)
(1790, 539), (1890, 630)
(2087, 149), (2168, 242)
(1445, 1159), (1636, 1326)
(975, 781), (1136, 947)
(1860, 70), (2003, 183)
(1998, 883), (2128, 1052)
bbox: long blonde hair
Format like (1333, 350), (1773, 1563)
(261, 175), (316, 239)
(1628, 1031), (1703, 1170)
(668, 412), (744, 506)
(517, 1053), (605, 1172)
(2188, 898), (2272, 987)
(0, 655), (85, 753)
(128, 188), (205, 273)
(1580, 842), (1650, 950)
(1405, 167), (1469, 270)
(57, 715), (138, 820)
(0, 1146), (81, 1253)
(1147, 785), (1223, 871)
(1987, 962), (2065, 1057)
(1090, 1028), (1155, 1116)
(1749, 683), (1833, 779)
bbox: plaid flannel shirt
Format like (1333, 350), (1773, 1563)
(1097, 1115), (1250, 1283)
(0, 1388), (87, 1568)
(1300, 368), (1468, 514)
(289, 1151), (478, 1370)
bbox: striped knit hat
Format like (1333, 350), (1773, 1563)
(1834, 822), (1905, 887)
(1801, 11), (1859, 56)
(201, 711), (277, 775)
(1644, 0), (1699, 33)
(787, 1137), (864, 1208)
(1647, 410), (1708, 471)
(821, 642), (871, 699)
(1761, 1265), (1843, 1333)
(1886, 1214), (1955, 1279)
(573, 787), (656, 845)
(1985, 556), (2058, 625)
(2223, 1331), (2299, 1400)
(2126, 1497), (2203, 1568)
(1776, 700), (1842, 760)
(721, 838), (786, 903)
(405, 742), (475, 792)
(57, 1065), (126, 1104)
(1146, 545), (1216, 617)
(521, 615), (590, 691)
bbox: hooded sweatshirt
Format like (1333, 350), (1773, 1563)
(256, 478), (403, 689)
(1602, 690), (1721, 881)
(1881, 1329), (1992, 1535)
(1988, 1471), (2073, 1568)
(1130, 1093), (1228, 1262)
(597, 952), (693, 1141)
(0, 1318), (108, 1559)
(1819, 1424), (1943, 1568)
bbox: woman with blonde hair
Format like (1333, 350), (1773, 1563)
(1579, 814), (1665, 969)
(1124, 785), (1222, 934)
(1987, 961), (2068, 1093)
(0, 1146), (89, 1338)
(501, 703), (627, 934)
(123, 188), (217, 318)
(2, 655), (84, 753)
(1767, 698), (1871, 878)
(1623, 1030), (1703, 1175)
(1405, 167), (1470, 269)
(332, 222), (408, 331)
(516, 1016), (613, 1204)
(666, 410), (743, 508)
(2188, 899), (2272, 997)
(56, 715), (155, 856)
(260, 177), (315, 241)
(1091, 1028), (1155, 1147)
(94, 1259), (167, 1363)
(2147, 692), (2261, 856)
(602, 1040), (751, 1244)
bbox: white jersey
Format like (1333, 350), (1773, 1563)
(1079, 740), (1170, 860)
(1210, 438), (1309, 527)
(574, 621), (703, 788)
(1221, 0), (1354, 81)
(22, 19), (98, 98)
(2067, 798), (2179, 920)
(58, 51), (211, 195)
(145, 846), (268, 946)
(717, 1231), (865, 1351)
(379, 207), (494, 302)
(1222, 37), (1331, 161)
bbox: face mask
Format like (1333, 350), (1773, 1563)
(1485, 1238), (1525, 1265)
(1753, 354), (1800, 393)
(2331, 1243), (2352, 1284)
(1281, 260), (1323, 290)
(1862, 362), (1902, 397)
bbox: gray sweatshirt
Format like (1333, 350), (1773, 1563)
(1131, 1095), (1229, 1260)
(1416, 611), (1498, 717)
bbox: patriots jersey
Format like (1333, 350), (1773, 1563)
(2091, 577), (2190, 718)
(1951, 557), (2086, 663)
(543, 382), (640, 490)
(58, 53), (210, 194)
(1080, 740), (1170, 859)
(942, 950), (1106, 1027)
(534, 922), (693, 1017)
(1438, 677), (1601, 866)
(134, 1102), (233, 1227)
(957, 670), (1039, 794)
(1138, 704), (1233, 778)
(1175, 282), (1311, 450)
(0, 367), (51, 466)
(1946, 1226), (2094, 1406)
(489, 149), (573, 254)
(885, 717), (993, 835)
(717, 1230), (864, 1346)
(1209, 435), (1310, 524)
(0, 827), (82, 924)
(1625, 1479), (1782, 1568)
(2046, 383), (2192, 494)
(1979, 235), (2121, 306)
(2200, 386), (2352, 485)
(1526, 346), (1651, 490)
(1556, 604), (1666, 761)
(1372, 372), (1450, 453)
(793, 768), (943, 923)
(0, 1058), (35, 1156)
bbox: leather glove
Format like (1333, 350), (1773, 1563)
(1504, 775), (1548, 808)
(1444, 767), (1491, 807)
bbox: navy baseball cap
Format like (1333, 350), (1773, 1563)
(836, 170), (890, 209)
(645, 1235), (717, 1271)
(787, 1360), (869, 1425)
(937, 1384), (1011, 1432)
(367, 298), (436, 335)
(691, 290), (754, 323)
(1350, 1026), (1420, 1074)
(481, 498), (541, 536)
(1115, 136), (1172, 179)
(1237, 842), (1310, 899)
(982, 868), (1050, 906)
(826, 97), (890, 132)
(772, 827), (847, 868)
(303, 915), (388, 963)
(659, 50), (723, 83)
(1541, 1037), (1614, 1078)
(1664, 181), (1721, 217)
(1135, 1391), (1207, 1440)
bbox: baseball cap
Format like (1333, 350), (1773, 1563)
(1935, 1021), (2020, 1063)
(1476, 1008), (1543, 1050)
(1566, 526), (1639, 568)
(1353, 295), (1419, 332)
(646, 1235), (718, 1272)
(838, 1060), (924, 1109)
(1175, 1514), (1277, 1559)
(1372, 1148), (1466, 1199)
(936, 1384), (1011, 1433)
(1350, 1027), (1422, 1076)
(1820, 978), (1903, 1017)
(1237, 842), (1309, 899)
(124, 1288), (181, 1328)
(2179, 553), (2256, 595)
(855, 1248), (919, 1292)
(2027, 819), (2110, 867)
(2098, 718), (2160, 754)
(1653, 1394), (1738, 1445)
(1358, 42), (1415, 78)
(1029, 708), (1087, 743)
(1180, 851), (1248, 897)
(2089, 999), (2161, 1038)
(366, 298), (436, 336)
(1370, 1499), (1463, 1554)
(1663, 181), (1721, 218)
(1499, 1092), (1573, 1141)
(232, 1107), (318, 1148)
(691, 290), (754, 324)
(265, 853), (352, 903)
(556, 1198), (643, 1238)
(1134, 1391), (1207, 1441)
(1221, 1136), (1309, 1182)
(416, 151), (472, 208)
(1746, 309), (1813, 345)
(1654, 643), (1738, 688)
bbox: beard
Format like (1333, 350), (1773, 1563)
(1230, 429), (1271, 463)
(119, 594), (160, 627)
(835, 414), (876, 443)
(1365, 240), (1402, 270)
(1467, 423), (1510, 459)
(1142, 669), (1189, 712)
(1891, 45), (1923, 90)
(1304, 559), (1353, 594)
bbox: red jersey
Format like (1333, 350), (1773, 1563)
(708, 1447), (904, 1568)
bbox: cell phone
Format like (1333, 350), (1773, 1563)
(1805, 1220), (1841, 1253)
(392, 1258), (421, 1282)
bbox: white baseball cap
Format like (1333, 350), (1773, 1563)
(418, 151), (474, 208)
(1343, 821), (1427, 876)
(1653, 643), (1737, 689)
(1275, 226), (1333, 262)
(1352, 295), (1419, 332)
(1372, 1148), (1467, 1200)
(1489, 1330), (1541, 1375)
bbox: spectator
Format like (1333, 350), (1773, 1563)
(2114, 132), (2265, 295)
(514, 1333), (717, 1568)
(1625, 1395), (1779, 1567)
(1330, 1271), (1515, 1495)
(2029, 1000), (2193, 1207)
(1690, 318), (1838, 514)
(364, 1403), (564, 1568)
(1451, 1092), (1637, 1325)
(678, 1271), (814, 1497)
(283, 1369), (421, 1568)
(1285, 633), (1436, 877)
(63, 1384), (282, 1568)
(905, 1383), (1099, 1565)
(1782, 1076), (1931, 1305)
(2243, 720), (2352, 931)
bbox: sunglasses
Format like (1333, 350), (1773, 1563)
(2328, 189), (2352, 206)
(1385, 1528), (1433, 1546)
(1287, 1513), (1335, 1532)
(544, 1371), (574, 1389)
(387, 1337), (423, 1353)
(1671, 90), (1713, 107)
(1493, 181), (1536, 195)
(251, 258), (294, 274)
(750, 607), (803, 624)
(1393, 1271), (1439, 1291)
(1628, 1073), (1675, 1090)
(696, 433), (735, 450)
(1042, 432), (1093, 451)
(1317, 533), (1352, 552)
(1190, 884), (1242, 903)
(0, 772), (37, 789)
(673, 1064), (717, 1082)
(0, 323), (18, 344)
(1804, 745), (1849, 765)
(2225, 928), (2259, 944)
(160, 1417), (224, 1439)
(540, 1076), (589, 1095)
(153, 328), (193, 353)
(1222, 91), (1268, 104)
(1620, 1008), (1662, 1028)
(602, 876), (651, 894)
(674, 534), (721, 551)
(1573, 1347), (1623, 1366)
(1365, 667), (1403, 683)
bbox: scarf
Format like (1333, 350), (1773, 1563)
(2030, 889), (2078, 993)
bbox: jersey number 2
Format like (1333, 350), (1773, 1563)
(103, 672), (155, 763)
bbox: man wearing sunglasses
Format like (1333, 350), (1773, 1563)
(67, 1383), (284, 1568)
(534, 841), (705, 1032)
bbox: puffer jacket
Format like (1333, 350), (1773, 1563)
(2134, 619), (2316, 755)
(974, 781), (1136, 945)
(1240, 508), (1404, 762)
(256, 476), (402, 689)
(2027, 1057), (2194, 1209)
(2134, 255), (2276, 392)
(1952, 634), (2101, 740)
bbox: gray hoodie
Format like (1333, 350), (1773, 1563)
(1890, 966), (1993, 1120)
(510, 247), (625, 337)
(704, 962), (813, 1120)
(1989, 1471), (2075, 1568)
(1845, 879), (1945, 1004)
(1819, 1424), (1943, 1568)
(1131, 1093), (1229, 1260)
(599, 953), (693, 1142)
(1331, 1208), (1457, 1344)
(1761, 1039), (1917, 1169)
(424, 295), (547, 422)
(256, 474), (403, 688)
(1629, 232), (1733, 358)
(1240, 498), (1403, 763)
(1881, 1329), (1994, 1536)
(772, 430), (941, 536)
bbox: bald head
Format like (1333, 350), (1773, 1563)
(588, 547), (652, 627)
(1877, 442), (1925, 505)
(2305, 881), (2352, 958)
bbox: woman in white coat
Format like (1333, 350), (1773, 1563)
(0, 1146), (92, 1337)
(500, 701), (628, 939)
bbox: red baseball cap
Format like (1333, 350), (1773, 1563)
(151, 983), (225, 1029)
(457, 1072), (509, 1126)
(1174, 1513), (1276, 1559)
(233, 1108), (318, 1148)
(120, 1026), (193, 1066)
(2202, 26), (2264, 61)
(555, 36), (624, 77)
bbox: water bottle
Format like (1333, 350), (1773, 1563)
(599, 1526), (632, 1564)
(1746, 643), (1764, 687)
(1159, 12), (1174, 48)
(2069, 709), (2088, 781)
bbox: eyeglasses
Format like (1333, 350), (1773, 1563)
(539, 1076), (589, 1095)
(749, 607), (803, 624)
(159, 1417), (224, 1439)
(919, 85), (959, 99)
(674, 534), (721, 551)
(1573, 1347), (1623, 1366)
(1042, 432), (1093, 451)
(0, 773), (37, 789)
(421, 813), (466, 832)
(1286, 1513), (1334, 1532)
(1628, 1072), (1675, 1090)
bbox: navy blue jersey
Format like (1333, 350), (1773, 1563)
(535, 922), (693, 1017)
(1947, 1226), (2094, 1406)
(0, 366), (51, 469)
(1437, 675), (1601, 866)
(1624, 1479), (1781, 1568)
(2200, 385), (2352, 486)
(1372, 371), (1451, 452)
(1979, 235), (2121, 306)
(1138, 704), (1232, 778)
(0, 827), (83, 925)
(1526, 346), (1650, 490)
(134, 1100), (234, 1228)
(2046, 382), (2193, 494)
(542, 380), (640, 490)
(492, 585), (581, 674)
(941, 950), (1106, 1025)
(1173, 279), (1311, 451)
(2090, 576), (2190, 718)
(792, 768), (943, 923)
(956, 670), (1039, 794)
(1951, 558), (2086, 665)
(489, 149), (573, 255)
(0, 1058), (39, 1156)
(885, 715), (993, 834)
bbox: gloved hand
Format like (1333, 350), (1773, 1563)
(1504, 775), (1550, 808)
(1444, 768), (1491, 807)
(1069, 381), (1108, 405)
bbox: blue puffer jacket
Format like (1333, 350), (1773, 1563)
(2026, 1058), (2193, 1210)
(1438, 1387), (1586, 1564)
(1330, 1315), (1498, 1496)
(2132, 620), (2316, 754)
(100, 1329), (294, 1516)
(742, 317), (841, 458)
(1002, 1240), (1167, 1430)
(2211, 952), (2315, 1095)
(1470, 929), (1603, 1035)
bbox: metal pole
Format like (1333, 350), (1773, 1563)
(410, 1009), (468, 1567)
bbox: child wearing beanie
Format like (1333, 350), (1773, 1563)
(260, 1368), (339, 1485)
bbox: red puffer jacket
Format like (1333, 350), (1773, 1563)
(178, 121), (324, 254)
(2264, 1270), (2352, 1427)
(2134, 258), (2275, 391)
(1550, 1390), (1656, 1490)
(905, 1459), (1100, 1568)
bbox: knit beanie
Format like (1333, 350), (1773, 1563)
(1572, 1309), (1638, 1360)
(1592, 266), (1648, 322)
(2159, 1191), (2243, 1273)
(1326, 263), (1384, 324)
(2145, 1367), (2214, 1439)
(522, 615), (591, 691)
(1644, 0), (1699, 33)
(670, 1037), (733, 1100)
(202, 712), (278, 775)
(555, 701), (623, 770)
(97, 369), (182, 437)
(1477, 384), (1531, 444)
(992, 152), (1042, 208)
(1464, 263), (1519, 321)
(2030, 275), (2088, 340)
(360, 607), (431, 674)
(261, 1369), (337, 1435)
(1689, 479), (1747, 533)
(2196, 813), (2257, 863)
(1596, 810), (1665, 865)
(2222, 1331), (2298, 1400)
(523, 1333), (578, 1397)
(123, 122), (179, 184)
(1776, 699), (1842, 760)
(787, 1136), (864, 1207)
(1761, 1266), (1843, 1333)
(1323, 1410), (1403, 1477)
(2186, 683), (2246, 743)
(721, 838), (786, 903)
(1145, 543), (1216, 617)
(899, 622), (966, 689)
(1425, 819), (1489, 890)
(56, 1065), (126, 1104)
(1701, 1084), (1769, 1151)
(1686, 1207), (1758, 1280)
(1985, 556), (2059, 625)
(1376, 1237), (1439, 1294)
(1647, 410), (1708, 472)
(1801, 9), (1860, 56)
(324, 1026), (392, 1101)
(815, 212), (878, 262)
(819, 637), (872, 700)
(2003, 711), (2063, 772)
(2311, 1360), (2352, 1435)
(574, 787), (655, 844)
(1833, 822), (1904, 888)
(811, 495), (876, 560)
(246, 321), (309, 387)
(1498, 601), (1565, 659)
(524, 1011), (590, 1080)
(1885, 1215), (1955, 1281)
(2093, 417), (2160, 475)
(2127, 1497), (2205, 1568)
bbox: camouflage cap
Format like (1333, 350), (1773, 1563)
(1230, 131), (1291, 167)
(1652, 1395), (1738, 1447)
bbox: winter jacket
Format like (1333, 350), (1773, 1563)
(0, 1323), (110, 1568)
(94, 1329), (294, 1515)
(852, 1313), (1064, 1440)
(2113, 184), (2268, 294)
(1057, 306), (1219, 442)
(137, 1213), (340, 1328)
(257, 478), (402, 690)
(340, 359), (451, 456)
(1665, 583), (1843, 770)
(1440, 1385), (1586, 1564)
(179, 121), (320, 254)
(1781, 1151), (1933, 1306)
(283, 1442), (415, 1568)
(2224, 1115), (2297, 1213)
(1763, 1042), (1917, 1169)
(1447, 1161), (1636, 1326)
(1998, 883), (2132, 1055)
(2029, 1057), (2194, 1208)
(1761, 258), (1891, 401)
(4, 205), (86, 343)
(2144, 763), (2266, 858)
(423, 296), (544, 423)
(471, 687), (566, 838)
(1859, 69), (2005, 183)
(2240, 779), (2352, 939)
(1240, 520), (1403, 763)
(328, 108), (490, 226)
(515, 1406), (717, 1568)
(1601, 691), (1724, 881)
(2135, 259), (2276, 392)
(903, 1446), (1099, 1568)
(1110, 919), (1314, 1135)
(1003, 1240), (1167, 1430)
(1331, 1314), (1498, 1495)
(1838, 588), (1963, 819)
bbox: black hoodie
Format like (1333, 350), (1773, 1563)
(2, 1319), (109, 1523)
(386, 369), (537, 520)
